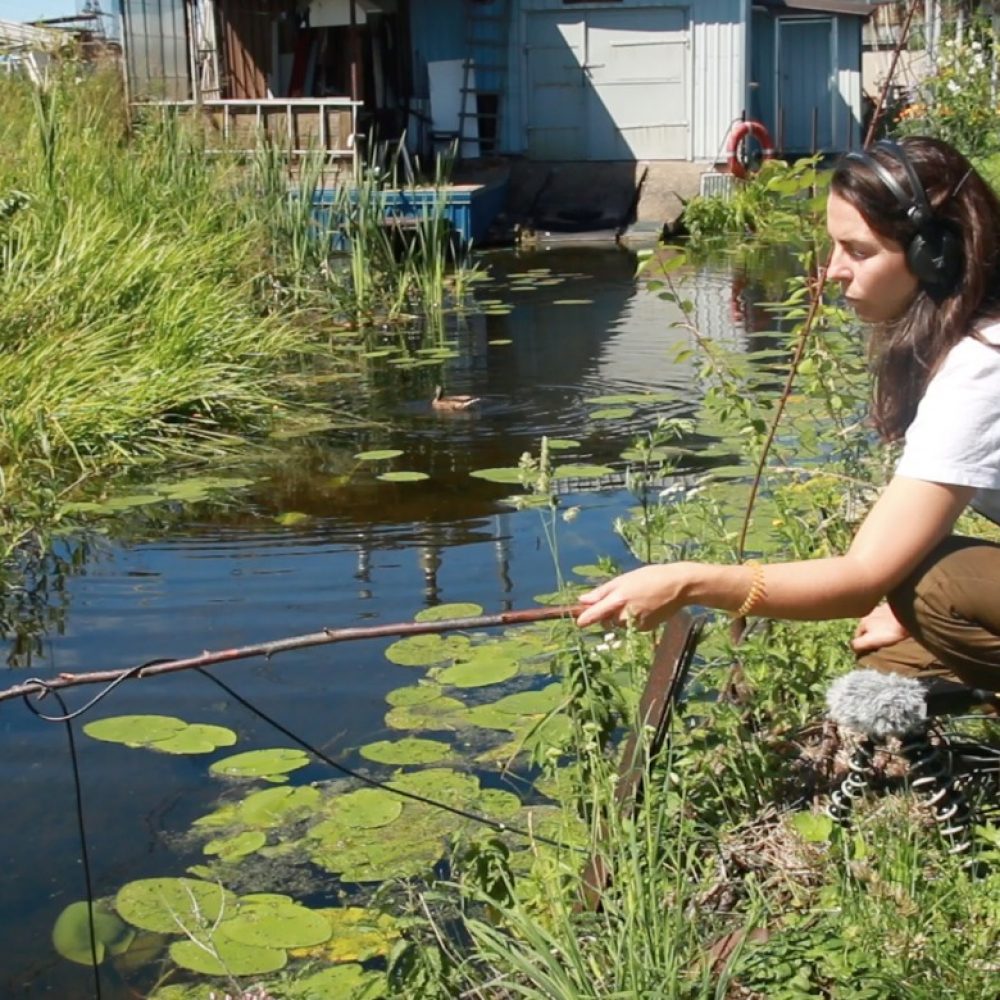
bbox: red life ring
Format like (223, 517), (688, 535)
(726, 120), (775, 179)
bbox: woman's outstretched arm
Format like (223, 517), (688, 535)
(575, 476), (972, 630)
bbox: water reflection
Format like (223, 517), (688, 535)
(0, 247), (794, 998)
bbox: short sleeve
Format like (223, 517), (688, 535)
(895, 333), (1000, 490)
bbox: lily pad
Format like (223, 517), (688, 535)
(488, 338), (513, 345)
(149, 723), (237, 756)
(385, 694), (469, 731)
(290, 906), (400, 964)
(413, 602), (483, 622)
(546, 438), (580, 450)
(203, 830), (267, 862)
(360, 737), (452, 765)
(589, 407), (634, 420)
(83, 715), (187, 748)
(322, 788), (403, 830)
(195, 785), (321, 831)
(169, 933), (286, 976)
(551, 464), (614, 480)
(384, 633), (472, 667)
(209, 748), (310, 782)
(115, 878), (237, 935)
(469, 467), (526, 484)
(377, 471), (430, 482)
(434, 648), (519, 688)
(221, 898), (332, 949)
(385, 682), (444, 707)
(275, 511), (311, 526)
(354, 449), (403, 461)
(280, 963), (386, 999)
(52, 900), (134, 966)
(552, 298), (593, 305)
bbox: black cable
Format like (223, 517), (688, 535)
(195, 668), (581, 852)
(21, 682), (102, 1000)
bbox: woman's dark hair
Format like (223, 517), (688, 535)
(831, 136), (1000, 441)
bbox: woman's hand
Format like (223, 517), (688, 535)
(575, 564), (689, 630)
(851, 602), (910, 655)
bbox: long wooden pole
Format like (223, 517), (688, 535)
(0, 605), (583, 707)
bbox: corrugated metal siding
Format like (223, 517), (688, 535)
(834, 17), (862, 150)
(121, 0), (192, 100)
(690, 0), (744, 162)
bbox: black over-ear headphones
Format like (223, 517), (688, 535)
(843, 140), (963, 295)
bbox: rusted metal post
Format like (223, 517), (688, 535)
(578, 610), (704, 912)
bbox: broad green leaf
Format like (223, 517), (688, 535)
(52, 900), (134, 966)
(209, 748), (310, 781)
(377, 471), (429, 482)
(413, 602), (483, 622)
(354, 449), (403, 461)
(551, 464), (614, 480)
(359, 737), (452, 765)
(114, 878), (237, 935)
(469, 467), (525, 484)
(169, 933), (286, 975)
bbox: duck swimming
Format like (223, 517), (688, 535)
(431, 385), (481, 411)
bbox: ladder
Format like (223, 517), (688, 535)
(458, 0), (512, 158)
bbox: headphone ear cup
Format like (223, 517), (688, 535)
(906, 223), (963, 293)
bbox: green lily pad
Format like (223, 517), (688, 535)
(435, 648), (519, 688)
(359, 737), (452, 765)
(389, 767), (482, 805)
(489, 338), (513, 345)
(221, 898), (332, 949)
(52, 900), (134, 966)
(209, 748), (310, 781)
(169, 932), (287, 976)
(469, 467), (526, 484)
(552, 299), (593, 305)
(194, 785), (321, 830)
(377, 471), (429, 482)
(354, 449), (403, 461)
(413, 603), (483, 622)
(589, 407), (634, 420)
(149, 724), (237, 755)
(546, 438), (580, 450)
(290, 907), (400, 964)
(280, 963), (386, 999)
(157, 476), (254, 498)
(83, 715), (187, 748)
(551, 464), (614, 480)
(385, 694), (469, 731)
(323, 788), (403, 830)
(115, 878), (237, 935)
(203, 830), (267, 861)
(384, 634), (472, 667)
(275, 511), (311, 526)
(385, 682), (444, 707)
(572, 564), (613, 580)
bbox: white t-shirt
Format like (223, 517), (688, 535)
(896, 319), (1000, 524)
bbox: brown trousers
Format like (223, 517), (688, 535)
(860, 535), (1000, 693)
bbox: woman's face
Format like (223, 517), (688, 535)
(826, 191), (920, 323)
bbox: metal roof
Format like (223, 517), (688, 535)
(756, 0), (878, 17)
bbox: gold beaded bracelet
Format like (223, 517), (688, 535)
(734, 560), (766, 618)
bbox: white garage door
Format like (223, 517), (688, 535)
(525, 6), (689, 161)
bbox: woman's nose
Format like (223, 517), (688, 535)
(827, 246), (851, 283)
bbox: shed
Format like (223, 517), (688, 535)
(749, 0), (873, 155)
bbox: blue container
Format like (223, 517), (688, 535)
(313, 177), (507, 248)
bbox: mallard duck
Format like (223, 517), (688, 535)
(432, 385), (481, 411)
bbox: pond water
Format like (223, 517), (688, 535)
(0, 247), (774, 998)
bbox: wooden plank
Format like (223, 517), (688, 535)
(577, 609), (704, 912)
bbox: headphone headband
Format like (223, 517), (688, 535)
(844, 140), (933, 227)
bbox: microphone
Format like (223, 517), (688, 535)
(826, 669), (927, 740)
